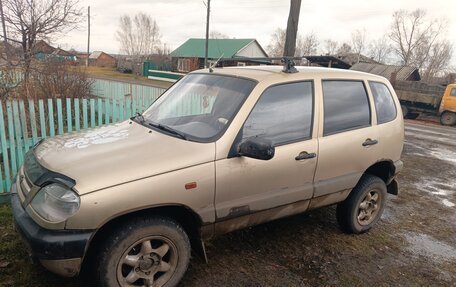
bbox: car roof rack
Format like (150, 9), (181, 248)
(207, 56), (303, 74)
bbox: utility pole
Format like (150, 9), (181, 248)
(0, 0), (9, 62)
(204, 0), (210, 68)
(86, 6), (90, 67)
(283, 0), (301, 57)
(0, 0), (7, 44)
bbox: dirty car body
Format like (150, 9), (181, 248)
(12, 65), (404, 285)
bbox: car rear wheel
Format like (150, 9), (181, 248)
(440, 112), (456, 126)
(336, 174), (387, 234)
(97, 217), (191, 287)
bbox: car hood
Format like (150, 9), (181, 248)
(34, 121), (215, 194)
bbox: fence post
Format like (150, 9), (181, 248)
(19, 100), (30, 151)
(66, 98), (72, 133)
(6, 102), (17, 175)
(82, 99), (88, 129)
(0, 102), (11, 191)
(74, 98), (80, 131)
(12, 101), (24, 165)
(48, 99), (55, 137)
(28, 99), (38, 145)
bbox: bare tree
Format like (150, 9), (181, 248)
(209, 31), (229, 39)
(389, 9), (453, 80)
(2, 0), (82, 81)
(420, 41), (453, 81)
(266, 28), (286, 57)
(351, 29), (367, 63)
(368, 35), (392, 63)
(336, 42), (352, 55)
(296, 32), (319, 56)
(323, 39), (338, 55)
(116, 13), (161, 58)
(389, 9), (441, 67)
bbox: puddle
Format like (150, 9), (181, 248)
(404, 233), (456, 262)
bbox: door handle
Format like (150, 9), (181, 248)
(362, 138), (378, 147)
(295, 151), (316, 160)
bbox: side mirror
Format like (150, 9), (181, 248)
(238, 138), (275, 160)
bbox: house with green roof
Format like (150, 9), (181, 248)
(170, 38), (269, 72)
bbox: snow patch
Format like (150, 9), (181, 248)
(442, 199), (455, 207)
(404, 233), (456, 261)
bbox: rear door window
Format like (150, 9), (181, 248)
(322, 80), (371, 136)
(369, 82), (397, 124)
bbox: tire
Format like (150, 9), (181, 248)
(440, 112), (456, 126)
(336, 174), (387, 234)
(97, 217), (191, 287)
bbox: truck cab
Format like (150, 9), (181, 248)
(439, 84), (456, 126)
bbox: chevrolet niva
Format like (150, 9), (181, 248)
(12, 64), (404, 287)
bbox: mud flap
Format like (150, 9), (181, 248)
(191, 237), (208, 263)
(387, 179), (399, 195)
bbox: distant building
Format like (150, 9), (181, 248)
(89, 51), (117, 68)
(170, 38), (269, 72)
(33, 40), (76, 61)
(303, 52), (378, 69)
(337, 52), (379, 66)
(350, 63), (421, 82)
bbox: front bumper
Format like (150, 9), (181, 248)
(11, 193), (93, 277)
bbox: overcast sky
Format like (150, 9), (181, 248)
(57, 0), (456, 64)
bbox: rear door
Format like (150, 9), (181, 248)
(314, 80), (380, 197)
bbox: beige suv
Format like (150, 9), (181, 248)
(12, 64), (404, 287)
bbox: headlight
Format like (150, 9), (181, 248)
(30, 184), (80, 222)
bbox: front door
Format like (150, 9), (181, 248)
(215, 81), (318, 227)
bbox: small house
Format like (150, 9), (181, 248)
(170, 38), (269, 72)
(89, 51), (117, 68)
(33, 40), (76, 62)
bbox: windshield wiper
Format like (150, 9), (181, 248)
(148, 122), (187, 140)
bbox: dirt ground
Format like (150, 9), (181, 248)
(0, 120), (455, 286)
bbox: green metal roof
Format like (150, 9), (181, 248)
(170, 38), (256, 59)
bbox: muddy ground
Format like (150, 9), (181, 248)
(0, 120), (455, 286)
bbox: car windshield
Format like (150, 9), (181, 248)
(142, 73), (257, 142)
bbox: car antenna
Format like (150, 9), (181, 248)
(209, 53), (224, 73)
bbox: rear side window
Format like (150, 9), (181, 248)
(369, 82), (397, 124)
(241, 81), (313, 146)
(322, 80), (370, 136)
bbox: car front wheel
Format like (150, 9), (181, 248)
(97, 217), (191, 287)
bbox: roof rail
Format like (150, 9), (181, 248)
(206, 56), (303, 74)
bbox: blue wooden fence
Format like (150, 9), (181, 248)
(91, 79), (166, 100)
(0, 95), (160, 193)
